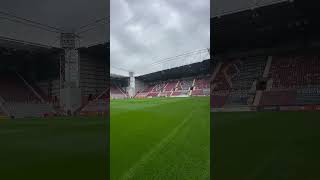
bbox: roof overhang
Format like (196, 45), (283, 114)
(212, 0), (320, 55)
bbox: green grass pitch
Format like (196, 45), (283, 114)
(0, 116), (107, 180)
(213, 112), (320, 180)
(2, 99), (319, 180)
(110, 97), (210, 180)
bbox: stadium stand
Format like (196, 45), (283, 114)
(110, 83), (127, 99)
(131, 76), (210, 98)
(211, 51), (320, 109)
(179, 79), (193, 91)
(259, 51), (320, 106)
(210, 56), (266, 107)
(1, 37), (109, 118)
(0, 73), (38, 102)
(113, 59), (210, 99)
(259, 90), (297, 106)
(164, 80), (178, 91)
(211, 0), (320, 111)
(192, 76), (210, 96)
(0, 72), (55, 118)
(269, 54), (320, 90)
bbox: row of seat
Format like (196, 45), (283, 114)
(0, 73), (55, 118)
(211, 56), (267, 107)
(211, 52), (320, 108)
(110, 84), (127, 99)
(136, 76), (210, 98)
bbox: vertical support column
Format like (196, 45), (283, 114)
(59, 33), (81, 114)
(64, 49), (80, 88)
(128, 72), (135, 98)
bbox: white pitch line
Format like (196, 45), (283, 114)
(119, 111), (194, 180)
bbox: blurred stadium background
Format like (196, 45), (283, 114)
(211, 0), (320, 112)
(211, 0), (320, 179)
(0, 5), (109, 119)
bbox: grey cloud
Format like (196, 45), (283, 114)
(111, 0), (210, 76)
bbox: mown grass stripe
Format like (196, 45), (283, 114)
(119, 111), (194, 180)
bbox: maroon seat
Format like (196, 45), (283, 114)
(260, 90), (297, 106)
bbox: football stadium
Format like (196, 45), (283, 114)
(0, 2), (109, 179)
(110, 49), (210, 179)
(212, 0), (320, 179)
(110, 0), (210, 179)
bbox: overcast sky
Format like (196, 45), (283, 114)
(111, 0), (210, 76)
